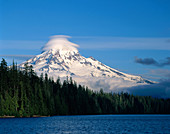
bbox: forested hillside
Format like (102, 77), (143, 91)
(0, 58), (169, 117)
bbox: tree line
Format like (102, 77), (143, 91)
(0, 58), (169, 117)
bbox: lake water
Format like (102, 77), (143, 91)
(0, 115), (170, 134)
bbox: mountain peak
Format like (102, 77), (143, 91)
(19, 35), (155, 92)
(42, 35), (79, 53)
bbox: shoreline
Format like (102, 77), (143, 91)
(1, 114), (170, 118)
(0, 115), (50, 118)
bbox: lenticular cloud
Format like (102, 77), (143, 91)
(42, 35), (79, 52)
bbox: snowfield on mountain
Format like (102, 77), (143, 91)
(19, 35), (154, 92)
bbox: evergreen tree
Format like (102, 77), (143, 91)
(0, 58), (170, 117)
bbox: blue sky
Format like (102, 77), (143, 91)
(0, 0), (170, 81)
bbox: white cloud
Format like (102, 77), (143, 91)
(44, 74), (145, 93)
(72, 36), (170, 50)
(0, 40), (45, 50)
(42, 35), (79, 52)
(1, 36), (170, 51)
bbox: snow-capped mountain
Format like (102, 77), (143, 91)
(19, 35), (154, 92)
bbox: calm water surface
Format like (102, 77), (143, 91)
(0, 115), (170, 134)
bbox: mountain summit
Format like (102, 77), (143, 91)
(19, 35), (154, 92)
(42, 35), (79, 53)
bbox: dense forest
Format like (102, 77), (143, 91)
(0, 58), (170, 117)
